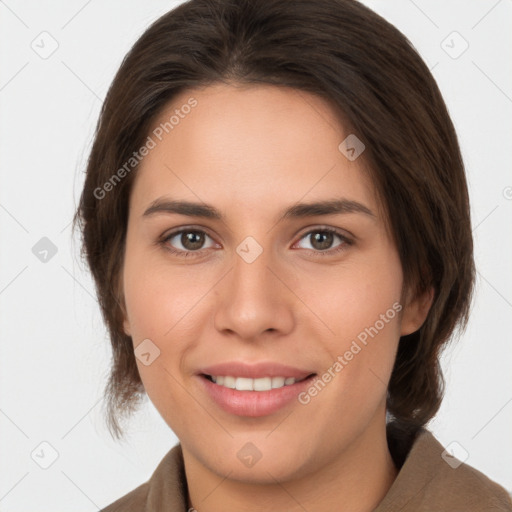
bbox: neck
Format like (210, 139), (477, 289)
(183, 412), (398, 512)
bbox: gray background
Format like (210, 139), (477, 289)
(0, 0), (511, 510)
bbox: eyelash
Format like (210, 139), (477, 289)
(159, 226), (353, 259)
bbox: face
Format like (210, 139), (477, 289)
(121, 83), (426, 483)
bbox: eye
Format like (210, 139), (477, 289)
(294, 227), (352, 255)
(160, 226), (353, 258)
(161, 229), (217, 257)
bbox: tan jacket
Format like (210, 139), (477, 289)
(101, 428), (512, 511)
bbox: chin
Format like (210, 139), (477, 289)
(193, 435), (318, 483)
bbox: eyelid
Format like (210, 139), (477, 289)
(161, 223), (214, 237)
(292, 224), (355, 244)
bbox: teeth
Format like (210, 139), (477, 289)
(254, 377), (272, 391)
(236, 377), (254, 391)
(223, 376), (236, 389)
(271, 376), (285, 388)
(208, 375), (299, 391)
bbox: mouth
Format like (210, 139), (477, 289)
(201, 373), (314, 391)
(196, 362), (317, 417)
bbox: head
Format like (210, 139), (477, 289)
(74, 0), (474, 480)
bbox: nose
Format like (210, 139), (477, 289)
(213, 245), (295, 341)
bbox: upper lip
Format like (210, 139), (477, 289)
(198, 362), (315, 380)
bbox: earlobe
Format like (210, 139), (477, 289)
(120, 296), (131, 336)
(116, 273), (131, 336)
(123, 318), (131, 337)
(400, 286), (434, 336)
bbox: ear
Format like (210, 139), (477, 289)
(114, 272), (131, 337)
(400, 286), (434, 336)
(120, 294), (131, 336)
(123, 317), (132, 337)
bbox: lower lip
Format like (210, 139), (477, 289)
(198, 375), (316, 417)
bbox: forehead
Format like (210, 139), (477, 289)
(130, 83), (379, 219)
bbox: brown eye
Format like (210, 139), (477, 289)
(180, 231), (205, 250)
(295, 228), (352, 255)
(162, 229), (216, 255)
(310, 231), (335, 250)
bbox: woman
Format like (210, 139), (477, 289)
(74, 0), (512, 510)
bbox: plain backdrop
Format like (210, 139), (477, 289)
(0, 1), (511, 510)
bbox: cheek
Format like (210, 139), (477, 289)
(314, 254), (403, 343)
(123, 249), (208, 342)
(121, 245), (215, 413)
(308, 247), (403, 400)
(122, 249), (205, 432)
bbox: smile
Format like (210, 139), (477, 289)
(204, 375), (308, 391)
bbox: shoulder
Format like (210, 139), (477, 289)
(100, 482), (149, 512)
(378, 426), (512, 511)
(99, 443), (187, 511)
(428, 442), (512, 511)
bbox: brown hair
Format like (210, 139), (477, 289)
(74, 0), (475, 440)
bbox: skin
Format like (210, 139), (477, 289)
(121, 83), (432, 512)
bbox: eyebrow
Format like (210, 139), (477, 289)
(142, 197), (375, 222)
